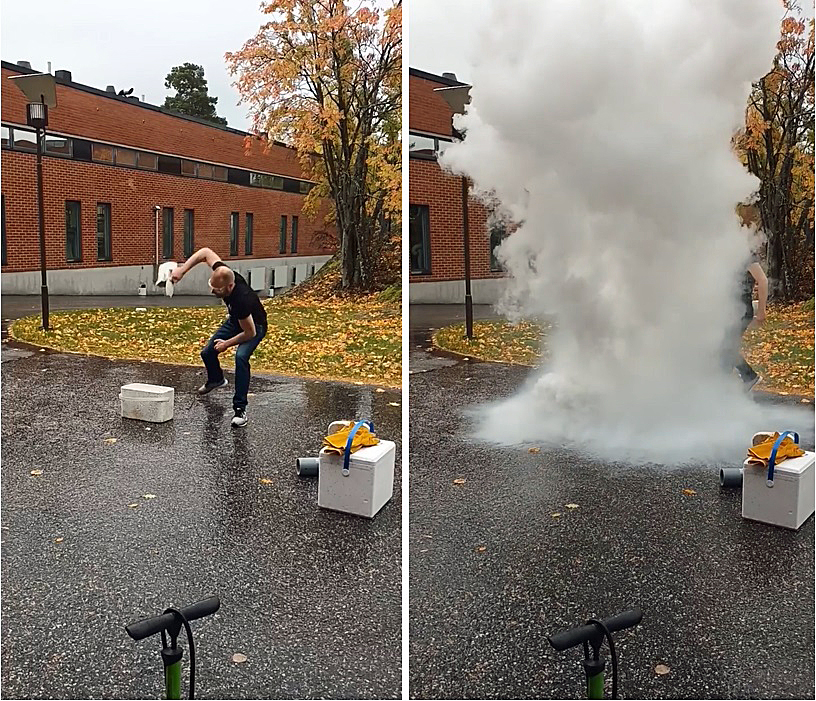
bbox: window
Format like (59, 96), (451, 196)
(44, 134), (71, 156)
(409, 133), (436, 157)
(1, 126), (10, 148)
(115, 148), (137, 166)
(291, 216), (298, 254)
(489, 222), (507, 272)
(12, 128), (37, 152)
(162, 207), (174, 259)
(1, 194), (6, 266)
(279, 215), (287, 254)
(299, 181), (311, 194)
(157, 156), (181, 175)
(183, 209), (194, 258)
(198, 163), (214, 179)
(250, 173), (284, 189)
(138, 152), (158, 170)
(65, 201), (82, 262)
(92, 143), (114, 163)
(230, 212), (239, 256)
(96, 203), (111, 261)
(212, 166), (228, 181)
(181, 160), (197, 176)
(245, 213), (253, 255)
(436, 138), (453, 155)
(409, 204), (431, 274)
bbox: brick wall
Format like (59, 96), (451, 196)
(409, 70), (506, 284)
(1, 150), (334, 272)
(1, 64), (335, 274)
(409, 73), (456, 137)
(1, 67), (303, 177)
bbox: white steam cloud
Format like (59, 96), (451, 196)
(440, 0), (813, 464)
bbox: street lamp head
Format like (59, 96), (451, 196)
(9, 72), (57, 107)
(433, 84), (472, 116)
(26, 103), (48, 129)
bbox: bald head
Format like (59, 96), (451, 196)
(209, 266), (235, 298)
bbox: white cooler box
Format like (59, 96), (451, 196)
(318, 421), (395, 518)
(742, 431), (815, 530)
(119, 383), (174, 423)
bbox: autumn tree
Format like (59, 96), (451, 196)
(226, 0), (401, 290)
(735, 0), (814, 301)
(164, 63), (228, 127)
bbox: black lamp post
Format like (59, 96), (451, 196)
(434, 83), (474, 339)
(9, 72), (57, 331)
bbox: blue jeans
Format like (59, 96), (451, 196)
(201, 318), (266, 410)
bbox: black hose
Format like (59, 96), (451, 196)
(587, 618), (618, 699)
(165, 607), (196, 699)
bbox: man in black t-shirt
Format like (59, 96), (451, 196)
(723, 255), (768, 390)
(171, 247), (267, 426)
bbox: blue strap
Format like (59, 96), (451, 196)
(343, 420), (373, 476)
(766, 431), (799, 487)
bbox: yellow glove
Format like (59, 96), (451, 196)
(746, 432), (804, 467)
(323, 421), (379, 456)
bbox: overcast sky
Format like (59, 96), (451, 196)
(1, 0), (268, 131)
(408, 0), (486, 82)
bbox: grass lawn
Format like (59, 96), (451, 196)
(10, 296), (401, 388)
(433, 301), (814, 397)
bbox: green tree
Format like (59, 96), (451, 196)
(163, 63), (228, 127)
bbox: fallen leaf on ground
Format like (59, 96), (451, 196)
(388, 402), (400, 406)
(475, 545), (486, 553)
(104, 437), (118, 444)
(30, 470), (43, 476)
(54, 537), (64, 543)
(529, 447), (541, 454)
(259, 478), (274, 485)
(565, 503), (579, 509)
(682, 488), (697, 496)
(420, 549), (429, 553)
(551, 512), (562, 518)
(232, 653), (248, 664)
(143, 494), (156, 499)
(376, 388), (385, 393)
(655, 664), (670, 675)
(128, 503), (140, 508)
(452, 478), (466, 485)
(145, 428), (152, 431)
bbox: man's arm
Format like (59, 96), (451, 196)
(214, 315), (256, 353)
(170, 248), (221, 282)
(748, 262), (768, 323)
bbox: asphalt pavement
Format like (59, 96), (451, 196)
(1, 336), (402, 699)
(408, 307), (814, 700)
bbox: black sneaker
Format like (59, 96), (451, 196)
(231, 408), (248, 427)
(198, 378), (228, 395)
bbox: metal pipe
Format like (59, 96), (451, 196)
(461, 175), (473, 339)
(35, 123), (49, 331)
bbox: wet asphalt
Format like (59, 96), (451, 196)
(1, 312), (402, 699)
(408, 307), (815, 700)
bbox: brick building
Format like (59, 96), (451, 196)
(409, 68), (507, 304)
(1, 60), (335, 296)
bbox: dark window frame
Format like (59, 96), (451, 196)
(65, 200), (82, 263)
(183, 209), (194, 258)
(1, 194), (7, 266)
(245, 213), (254, 255)
(229, 212), (239, 256)
(409, 204), (432, 275)
(279, 215), (288, 254)
(291, 215), (298, 254)
(162, 207), (174, 259)
(96, 202), (112, 262)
